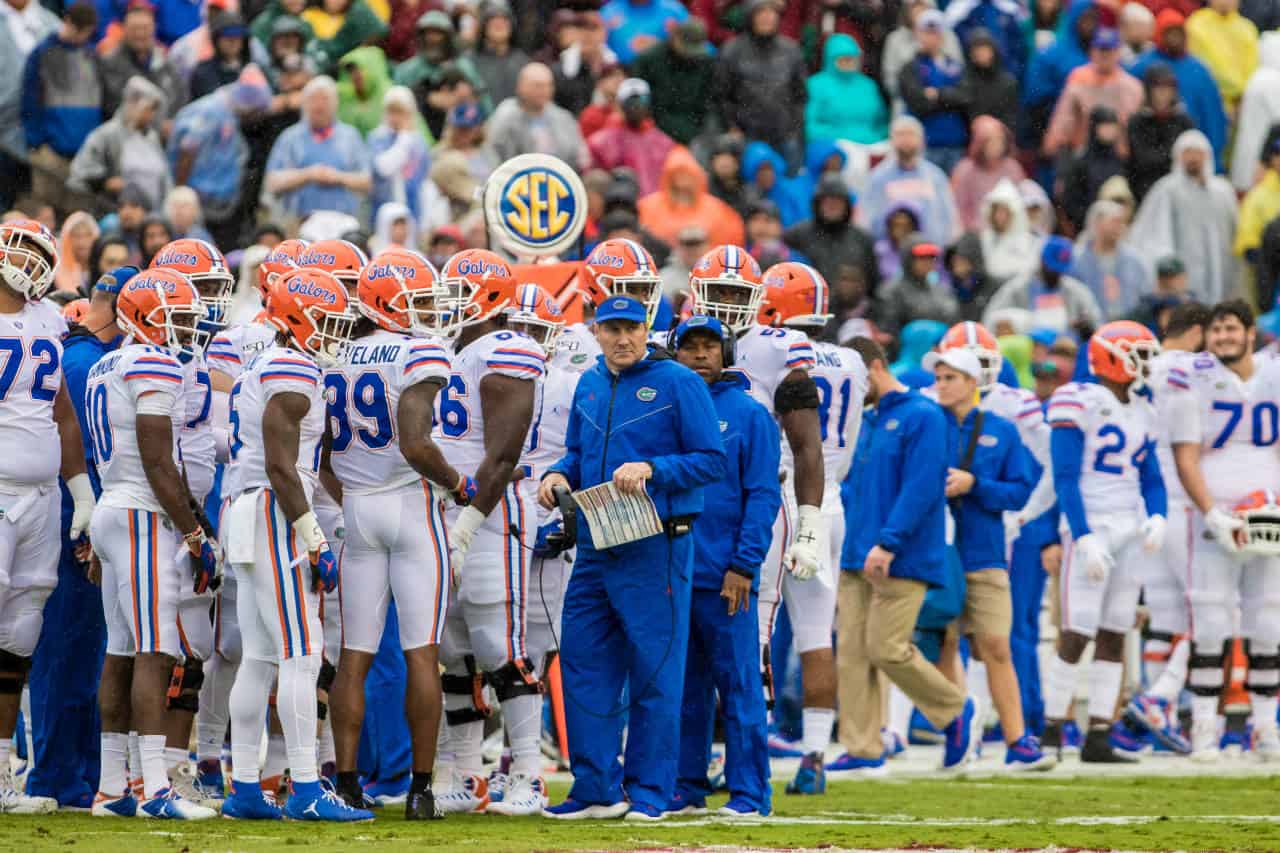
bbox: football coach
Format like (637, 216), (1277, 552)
(537, 295), (726, 822)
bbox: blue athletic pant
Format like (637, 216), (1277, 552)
(1008, 533), (1048, 736)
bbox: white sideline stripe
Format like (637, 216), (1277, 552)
(590, 814), (1280, 829)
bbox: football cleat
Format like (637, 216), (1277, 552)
(364, 774), (409, 807)
(1189, 718), (1221, 763)
(1220, 724), (1251, 756)
(1108, 719), (1151, 755)
(484, 774), (546, 816)
(824, 753), (888, 778)
(785, 752), (827, 795)
(0, 767), (55, 815)
(195, 759), (226, 800)
(543, 799), (629, 820)
(138, 786), (218, 819)
(486, 770), (509, 805)
(221, 782), (283, 820)
(623, 802), (666, 822)
(1081, 727), (1140, 763)
(436, 773), (489, 814)
(404, 788), (442, 821)
(1123, 695), (1190, 754)
(1004, 735), (1057, 771)
(1061, 720), (1083, 753)
(717, 797), (768, 818)
(91, 790), (136, 818)
(171, 762), (222, 810)
(942, 698), (976, 769)
(881, 728), (907, 758)
(766, 733), (805, 759)
(282, 780), (374, 822)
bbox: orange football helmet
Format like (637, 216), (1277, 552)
(688, 244), (763, 334)
(149, 238), (234, 327)
(268, 269), (356, 367)
(297, 239), (369, 296)
(437, 249), (517, 335)
(0, 219), (59, 301)
(62, 298), (89, 325)
(939, 321), (1003, 391)
(1088, 320), (1160, 386)
(1234, 490), (1280, 554)
(581, 238), (663, 322)
(257, 238), (309, 303)
(357, 248), (451, 337)
(115, 268), (205, 358)
(504, 283), (564, 351)
(758, 262), (833, 331)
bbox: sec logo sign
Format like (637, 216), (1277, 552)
(484, 154), (586, 258)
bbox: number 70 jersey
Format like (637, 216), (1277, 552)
(1047, 381), (1157, 518)
(1165, 352), (1280, 505)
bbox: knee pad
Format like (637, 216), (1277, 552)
(1246, 649), (1280, 697)
(488, 658), (543, 702)
(315, 658), (337, 720)
(0, 649), (30, 695)
(1188, 644), (1227, 698)
(442, 655), (491, 725)
(166, 660), (203, 713)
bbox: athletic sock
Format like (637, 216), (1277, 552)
(317, 715), (336, 770)
(229, 658), (276, 785)
(128, 732), (142, 785)
(1087, 660), (1123, 722)
(0, 738), (10, 782)
(503, 693), (544, 777)
(1190, 695), (1219, 726)
(263, 733), (287, 782)
(410, 772), (432, 795)
(801, 707), (834, 756)
(1149, 638), (1190, 705)
(140, 734), (168, 798)
(196, 654), (236, 765)
(442, 692), (484, 778)
(165, 746), (187, 775)
(1251, 695), (1279, 730)
(887, 684), (913, 745)
(277, 653), (321, 784)
(99, 732), (129, 797)
(967, 660), (991, 734)
(1043, 655), (1080, 721)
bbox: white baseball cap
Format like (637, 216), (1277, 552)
(923, 348), (982, 380)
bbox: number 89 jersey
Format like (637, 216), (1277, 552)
(1166, 352), (1280, 505)
(325, 330), (451, 494)
(0, 300), (65, 486)
(1048, 381), (1157, 518)
(434, 330), (545, 474)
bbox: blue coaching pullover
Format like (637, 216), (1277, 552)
(841, 388), (948, 586)
(692, 373), (781, 592)
(549, 351), (727, 540)
(945, 407), (1036, 572)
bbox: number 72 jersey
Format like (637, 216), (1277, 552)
(0, 301), (65, 486)
(1047, 381), (1158, 518)
(1166, 352), (1280, 505)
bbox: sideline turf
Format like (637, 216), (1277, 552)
(2, 775), (1278, 852)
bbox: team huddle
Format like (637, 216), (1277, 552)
(0, 210), (1273, 826)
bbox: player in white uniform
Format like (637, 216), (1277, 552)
(432, 250), (545, 816)
(323, 248), (474, 820)
(752, 263), (862, 792)
(219, 268), (371, 822)
(1120, 304), (1210, 753)
(0, 221), (95, 814)
(86, 269), (218, 819)
(1165, 300), (1280, 761)
(688, 249), (828, 777)
(1042, 321), (1166, 764)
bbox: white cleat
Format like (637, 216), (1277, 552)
(0, 768), (56, 815)
(170, 763), (222, 811)
(1252, 723), (1280, 762)
(436, 773), (489, 814)
(485, 774), (547, 816)
(1189, 719), (1220, 764)
(138, 786), (217, 820)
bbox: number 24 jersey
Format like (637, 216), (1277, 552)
(1048, 381), (1157, 519)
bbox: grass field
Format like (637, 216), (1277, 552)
(2, 763), (1279, 853)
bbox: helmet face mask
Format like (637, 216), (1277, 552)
(437, 250), (517, 336)
(1236, 492), (1280, 555)
(357, 250), (453, 339)
(692, 279), (761, 334)
(598, 273), (661, 323)
(303, 303), (357, 367)
(117, 270), (206, 360)
(191, 272), (234, 329)
(0, 226), (58, 301)
(505, 283), (564, 352)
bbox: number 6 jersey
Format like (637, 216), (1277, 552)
(325, 330), (452, 494)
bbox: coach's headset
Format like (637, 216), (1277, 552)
(665, 315), (736, 368)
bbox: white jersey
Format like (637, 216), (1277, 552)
(0, 300), (66, 486)
(1047, 381), (1158, 521)
(1166, 351), (1280, 506)
(86, 344), (189, 512)
(180, 354), (216, 501)
(1148, 349), (1200, 507)
(326, 329), (451, 495)
(553, 322), (600, 373)
(230, 345), (325, 500)
(731, 323), (816, 412)
(434, 330), (546, 475)
(782, 341), (866, 510)
(524, 361), (580, 480)
(206, 322), (277, 381)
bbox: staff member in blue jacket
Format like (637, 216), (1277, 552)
(538, 296), (727, 822)
(835, 337), (974, 776)
(27, 269), (130, 807)
(926, 347), (1054, 771)
(668, 316), (780, 818)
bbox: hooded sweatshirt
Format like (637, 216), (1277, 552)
(391, 10), (484, 98)
(958, 26), (1020, 132)
(1043, 58), (1143, 156)
(587, 111), (677, 197)
(1231, 31), (1280, 191)
(945, 0), (1029, 81)
(1069, 204), (1152, 319)
(1056, 105), (1127, 232)
(1186, 3), (1258, 108)
(784, 173), (881, 302)
(1127, 10), (1228, 167)
(805, 34), (888, 146)
(638, 146), (746, 249)
(875, 233), (960, 336)
(67, 76), (171, 212)
(1023, 0), (1097, 111)
(945, 231), (1000, 320)
(337, 46), (393, 138)
(979, 178), (1040, 283)
(1129, 129), (1239, 303)
(370, 200), (417, 253)
(1125, 63), (1195, 203)
(741, 141), (810, 228)
(950, 115), (1026, 231)
(874, 198), (923, 283)
(467, 2), (530, 107)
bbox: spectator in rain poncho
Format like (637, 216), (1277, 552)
(950, 116), (1025, 232)
(979, 178), (1040, 284)
(1231, 31), (1280, 192)
(68, 75), (171, 213)
(740, 141), (809, 228)
(1054, 104), (1126, 235)
(1128, 128), (1238, 304)
(368, 85), (431, 225)
(370, 200), (417, 253)
(1186, 0), (1258, 114)
(804, 33), (888, 146)
(1019, 178), (1053, 236)
(890, 317), (949, 383)
(336, 45), (394, 138)
(1069, 198), (1151, 319)
(945, 232), (1000, 321)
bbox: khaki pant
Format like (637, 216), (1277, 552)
(836, 571), (967, 759)
(959, 569), (1013, 638)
